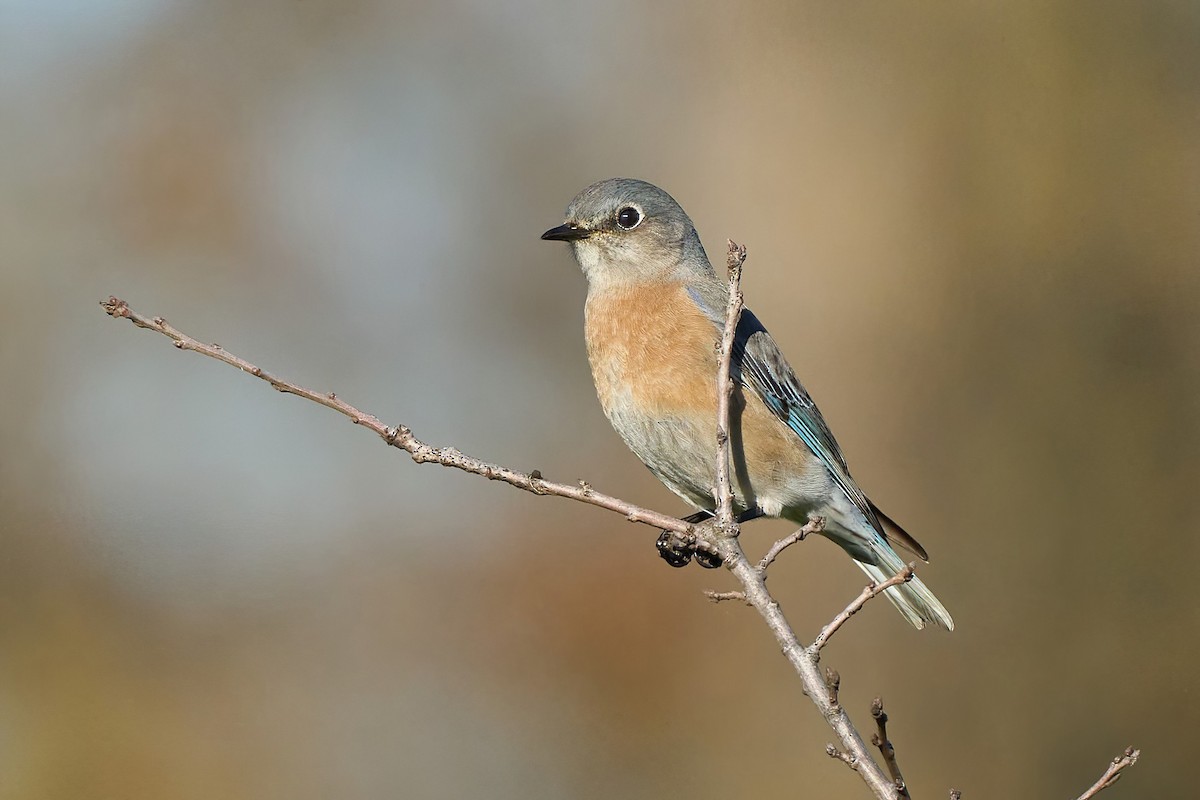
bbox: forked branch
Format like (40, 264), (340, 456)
(101, 273), (1140, 800)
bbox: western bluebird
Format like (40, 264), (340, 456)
(542, 178), (953, 631)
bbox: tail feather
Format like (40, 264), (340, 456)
(853, 555), (955, 631)
(870, 501), (929, 562)
(815, 511), (954, 631)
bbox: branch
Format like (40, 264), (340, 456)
(1074, 748), (1140, 800)
(101, 293), (1141, 800)
(827, 744), (859, 770)
(703, 589), (748, 604)
(810, 565), (915, 653)
(99, 297), (693, 537)
(102, 275), (902, 798)
(758, 516), (824, 573)
(870, 697), (909, 799)
(697, 243), (903, 798)
(708, 247), (916, 797)
(712, 240), (746, 535)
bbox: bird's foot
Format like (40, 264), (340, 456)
(655, 508), (765, 569)
(655, 510), (711, 568)
(692, 547), (724, 569)
(655, 530), (694, 567)
(656, 509), (737, 569)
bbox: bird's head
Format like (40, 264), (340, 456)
(542, 178), (713, 289)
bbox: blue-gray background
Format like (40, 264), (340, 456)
(2, 1), (1197, 797)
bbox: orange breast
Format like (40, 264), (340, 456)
(584, 281), (818, 511)
(584, 282), (719, 416)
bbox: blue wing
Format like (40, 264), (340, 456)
(736, 313), (878, 520)
(685, 282), (932, 564)
(686, 285), (876, 531)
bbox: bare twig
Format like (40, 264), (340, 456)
(712, 240), (746, 535)
(703, 590), (748, 604)
(827, 744), (859, 770)
(1074, 747), (1140, 800)
(870, 697), (909, 799)
(809, 565), (915, 653)
(99, 297), (694, 537)
(757, 516), (825, 573)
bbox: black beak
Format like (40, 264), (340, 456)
(540, 223), (591, 242)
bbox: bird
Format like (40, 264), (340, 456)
(541, 178), (953, 631)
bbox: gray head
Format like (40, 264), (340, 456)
(541, 178), (714, 289)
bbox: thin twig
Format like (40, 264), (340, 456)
(757, 516), (825, 573)
(703, 590), (749, 604)
(100, 297), (693, 538)
(826, 744), (858, 770)
(1074, 747), (1140, 800)
(712, 240), (746, 535)
(870, 697), (909, 799)
(809, 565), (916, 653)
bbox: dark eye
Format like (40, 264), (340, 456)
(616, 206), (642, 230)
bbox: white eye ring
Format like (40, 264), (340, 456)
(615, 205), (643, 231)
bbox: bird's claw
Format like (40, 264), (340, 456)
(655, 530), (724, 569)
(655, 531), (694, 567)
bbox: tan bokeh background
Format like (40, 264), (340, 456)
(2, 1), (1198, 797)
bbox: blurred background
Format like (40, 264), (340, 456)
(2, 1), (1197, 797)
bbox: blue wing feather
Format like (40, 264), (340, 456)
(686, 285), (879, 532)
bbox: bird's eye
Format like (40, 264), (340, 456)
(616, 206), (642, 230)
